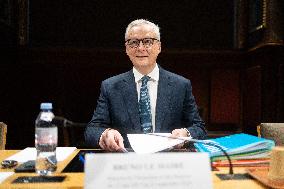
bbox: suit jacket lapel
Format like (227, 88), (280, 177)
(120, 71), (141, 130)
(155, 68), (173, 132)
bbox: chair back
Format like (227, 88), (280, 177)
(0, 122), (7, 150)
(257, 123), (284, 146)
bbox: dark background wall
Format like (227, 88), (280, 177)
(1, 0), (283, 149)
(28, 0), (234, 49)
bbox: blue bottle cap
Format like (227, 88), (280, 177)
(40, 103), (53, 110)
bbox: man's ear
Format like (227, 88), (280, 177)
(125, 47), (130, 56)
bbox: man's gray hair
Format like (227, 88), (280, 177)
(125, 19), (160, 41)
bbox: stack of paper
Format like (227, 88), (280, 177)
(6, 147), (77, 162)
(0, 172), (14, 184)
(127, 133), (187, 154)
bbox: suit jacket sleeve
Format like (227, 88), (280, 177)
(183, 80), (207, 139)
(85, 81), (110, 147)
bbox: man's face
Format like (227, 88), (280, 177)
(125, 24), (161, 70)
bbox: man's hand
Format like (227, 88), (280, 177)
(99, 129), (125, 152)
(171, 128), (189, 149)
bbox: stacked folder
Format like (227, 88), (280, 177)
(194, 133), (275, 166)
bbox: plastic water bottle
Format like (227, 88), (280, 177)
(35, 102), (58, 175)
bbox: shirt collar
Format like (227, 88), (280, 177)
(133, 64), (159, 83)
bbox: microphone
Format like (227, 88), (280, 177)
(190, 139), (234, 176)
(189, 139), (252, 180)
(52, 116), (86, 128)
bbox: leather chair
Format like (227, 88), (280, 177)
(257, 123), (284, 146)
(0, 122), (7, 150)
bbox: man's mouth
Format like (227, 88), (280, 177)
(136, 56), (148, 58)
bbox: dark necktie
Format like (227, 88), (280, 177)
(139, 75), (152, 133)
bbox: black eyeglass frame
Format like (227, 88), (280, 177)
(125, 38), (159, 48)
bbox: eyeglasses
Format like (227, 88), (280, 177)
(125, 38), (159, 48)
(1, 160), (18, 168)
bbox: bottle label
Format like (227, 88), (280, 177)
(35, 127), (58, 147)
(40, 112), (55, 122)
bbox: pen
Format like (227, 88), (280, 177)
(146, 133), (192, 141)
(79, 154), (85, 163)
(119, 148), (129, 153)
(147, 133), (219, 145)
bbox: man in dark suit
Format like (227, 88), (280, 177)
(85, 19), (207, 151)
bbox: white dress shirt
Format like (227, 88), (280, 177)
(133, 64), (159, 132)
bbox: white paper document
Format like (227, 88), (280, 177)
(5, 147), (76, 162)
(127, 133), (190, 154)
(85, 153), (213, 189)
(0, 172), (14, 184)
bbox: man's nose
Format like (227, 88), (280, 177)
(137, 41), (146, 49)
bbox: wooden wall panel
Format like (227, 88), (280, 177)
(210, 69), (240, 130)
(3, 48), (244, 148)
(278, 64), (284, 121)
(243, 66), (261, 134)
(175, 69), (210, 123)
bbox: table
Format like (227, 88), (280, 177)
(0, 150), (267, 189)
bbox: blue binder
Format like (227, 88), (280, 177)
(194, 133), (275, 160)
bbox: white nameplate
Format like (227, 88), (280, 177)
(84, 153), (212, 189)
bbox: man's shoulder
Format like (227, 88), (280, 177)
(161, 67), (190, 84)
(102, 70), (132, 85)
